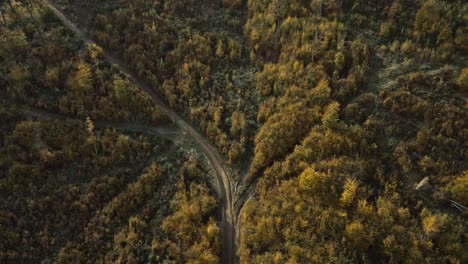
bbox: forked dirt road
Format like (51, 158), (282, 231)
(41, 1), (236, 263)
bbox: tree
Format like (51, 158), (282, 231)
(444, 171), (468, 205)
(309, 79), (331, 106)
(85, 117), (97, 155)
(345, 221), (372, 250)
(249, 102), (318, 178)
(298, 167), (329, 196)
(340, 178), (358, 207)
(45, 66), (60, 88)
(5, 0), (16, 14)
(334, 51), (345, 72)
(0, 5), (7, 26)
(159, 180), (219, 263)
(457, 68), (468, 90)
(321, 102), (340, 127)
(86, 117), (94, 135)
(215, 38), (224, 58)
(228, 142), (243, 164)
(7, 64), (31, 96)
(68, 61), (93, 104)
(114, 77), (129, 106)
(269, 0), (287, 49)
(421, 208), (447, 238)
(230, 111), (247, 139)
(19, 0), (35, 19)
(114, 135), (130, 161)
(388, 0), (401, 19)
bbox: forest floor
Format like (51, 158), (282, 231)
(40, 1), (243, 263)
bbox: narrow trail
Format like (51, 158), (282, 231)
(41, 1), (236, 262)
(14, 104), (180, 137)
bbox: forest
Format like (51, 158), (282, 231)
(1, 0), (467, 263)
(1, 1), (219, 263)
(240, 0), (467, 263)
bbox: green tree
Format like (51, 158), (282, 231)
(85, 117), (97, 155)
(345, 221), (372, 251)
(68, 61), (93, 108)
(457, 68), (468, 90)
(114, 77), (129, 106)
(340, 178), (358, 207)
(444, 171), (468, 205)
(298, 167), (329, 196)
(7, 64), (31, 96)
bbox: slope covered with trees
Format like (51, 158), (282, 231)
(1, 0), (166, 124)
(0, 1), (220, 263)
(0, 109), (220, 262)
(53, 0), (258, 165)
(240, 0), (467, 263)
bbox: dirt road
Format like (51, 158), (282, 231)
(41, 1), (236, 263)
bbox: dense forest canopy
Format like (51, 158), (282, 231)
(1, 1), (219, 263)
(1, 0), (467, 263)
(240, 0), (467, 262)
